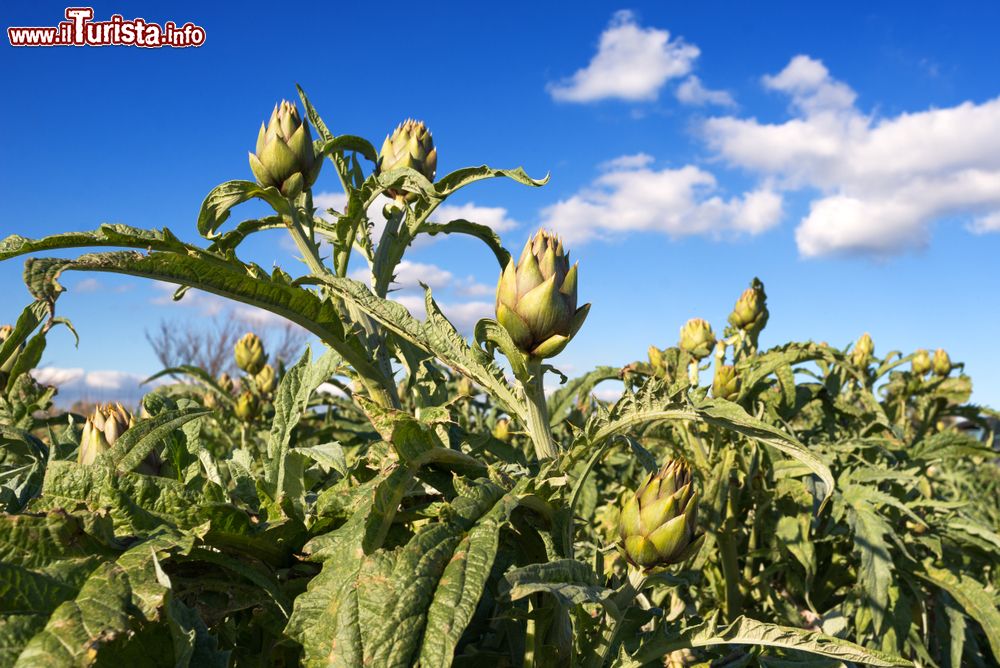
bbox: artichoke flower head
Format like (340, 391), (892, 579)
(377, 119), (437, 201)
(248, 100), (321, 199)
(618, 459), (700, 570)
(78, 403), (134, 466)
(496, 230), (590, 359)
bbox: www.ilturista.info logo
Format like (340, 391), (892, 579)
(8, 7), (206, 48)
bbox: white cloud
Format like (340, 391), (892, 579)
(72, 278), (103, 293)
(969, 211), (1000, 234)
(548, 10), (699, 103)
(676, 76), (736, 108)
(391, 294), (493, 334)
(432, 202), (519, 232)
(32, 367), (149, 392)
(32, 367), (85, 387)
(704, 55), (1000, 257)
(600, 153), (655, 171)
(539, 161), (783, 244)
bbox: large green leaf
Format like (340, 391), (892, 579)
(916, 562), (1000, 663)
(287, 478), (520, 667)
(626, 613), (911, 667)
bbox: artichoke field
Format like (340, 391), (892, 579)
(0, 89), (997, 668)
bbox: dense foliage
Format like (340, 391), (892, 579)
(0, 88), (997, 667)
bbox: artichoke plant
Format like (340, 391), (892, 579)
(713, 365), (739, 400)
(376, 119), (437, 201)
(255, 364), (276, 394)
(495, 230), (590, 359)
(851, 332), (874, 367)
(912, 349), (932, 376)
(679, 318), (715, 360)
(618, 459), (700, 569)
(0, 324), (21, 376)
(78, 403), (133, 466)
(492, 418), (511, 443)
(235, 390), (260, 422)
(235, 333), (267, 375)
(933, 348), (951, 377)
(248, 100), (321, 198)
(728, 283), (768, 335)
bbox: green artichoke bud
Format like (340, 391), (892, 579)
(78, 403), (134, 466)
(679, 318), (715, 360)
(912, 349), (932, 376)
(712, 365), (739, 400)
(235, 390), (260, 422)
(255, 364), (276, 394)
(0, 324), (22, 376)
(457, 376), (474, 397)
(933, 348), (951, 377)
(217, 372), (235, 394)
(377, 119), (437, 201)
(496, 230), (590, 359)
(727, 282), (769, 335)
(618, 459), (699, 569)
(851, 333), (874, 367)
(234, 333), (267, 375)
(248, 100), (321, 198)
(492, 418), (511, 443)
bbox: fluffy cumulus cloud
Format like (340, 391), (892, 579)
(539, 155), (782, 244)
(675, 76), (736, 108)
(548, 11), (700, 102)
(32, 367), (154, 403)
(703, 55), (1000, 257)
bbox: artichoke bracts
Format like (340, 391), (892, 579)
(728, 282), (769, 335)
(679, 318), (716, 360)
(376, 119), (437, 201)
(713, 364), (739, 400)
(912, 349), (931, 376)
(248, 100), (321, 198)
(235, 390), (260, 422)
(933, 348), (952, 377)
(78, 403), (161, 474)
(235, 333), (267, 375)
(851, 333), (874, 367)
(618, 459), (699, 569)
(255, 364), (276, 394)
(496, 231), (590, 359)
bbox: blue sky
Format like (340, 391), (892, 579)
(2, 1), (999, 406)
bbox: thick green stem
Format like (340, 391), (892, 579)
(717, 490), (743, 622)
(285, 202), (400, 409)
(523, 358), (557, 461)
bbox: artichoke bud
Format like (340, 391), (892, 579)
(912, 349), (931, 376)
(618, 459), (699, 569)
(457, 376), (474, 397)
(235, 390), (260, 422)
(851, 333), (874, 367)
(234, 333), (267, 375)
(727, 282), (769, 335)
(712, 365), (740, 400)
(217, 372), (235, 394)
(932, 348), (951, 377)
(495, 230), (590, 359)
(492, 418), (511, 443)
(376, 119), (437, 201)
(0, 324), (23, 375)
(255, 364), (276, 394)
(78, 403), (134, 466)
(248, 100), (321, 198)
(679, 318), (716, 360)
